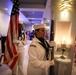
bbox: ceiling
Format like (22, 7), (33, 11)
(0, 0), (49, 26)
(20, 0), (76, 25)
(19, 0), (47, 25)
(0, 0), (76, 26)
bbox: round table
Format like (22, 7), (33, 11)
(55, 55), (71, 75)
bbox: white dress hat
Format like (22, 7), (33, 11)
(33, 24), (46, 30)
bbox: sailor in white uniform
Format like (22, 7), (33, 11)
(27, 24), (54, 75)
(12, 22), (27, 75)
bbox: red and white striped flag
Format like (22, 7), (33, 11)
(4, 0), (20, 69)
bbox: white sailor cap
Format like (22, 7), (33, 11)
(33, 24), (46, 30)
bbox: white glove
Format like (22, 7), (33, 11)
(50, 59), (54, 66)
(22, 41), (27, 45)
(13, 39), (21, 44)
(49, 41), (56, 47)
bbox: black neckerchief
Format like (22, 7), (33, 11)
(37, 37), (50, 60)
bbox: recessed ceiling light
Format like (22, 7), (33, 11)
(4, 8), (8, 10)
(31, 22), (34, 24)
(33, 12), (34, 13)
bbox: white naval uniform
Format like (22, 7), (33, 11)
(13, 39), (27, 75)
(27, 37), (54, 75)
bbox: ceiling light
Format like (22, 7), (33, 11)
(33, 12), (34, 13)
(60, 0), (71, 11)
(4, 8), (8, 10)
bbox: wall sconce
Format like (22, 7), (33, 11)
(57, 38), (71, 59)
(60, 0), (71, 11)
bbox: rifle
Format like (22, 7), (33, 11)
(49, 20), (55, 75)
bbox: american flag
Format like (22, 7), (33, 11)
(4, 0), (20, 69)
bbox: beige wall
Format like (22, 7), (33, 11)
(52, 0), (76, 45)
(51, 0), (76, 75)
(0, 11), (28, 36)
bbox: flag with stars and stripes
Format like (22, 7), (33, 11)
(4, 0), (20, 69)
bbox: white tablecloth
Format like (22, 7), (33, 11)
(55, 55), (71, 75)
